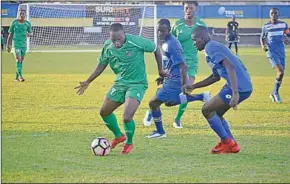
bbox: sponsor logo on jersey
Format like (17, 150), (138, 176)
(126, 50), (132, 56)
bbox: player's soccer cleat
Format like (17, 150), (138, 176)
(19, 77), (25, 82)
(203, 91), (211, 102)
(173, 120), (183, 129)
(270, 93), (282, 103)
(110, 134), (126, 149)
(224, 141), (240, 154)
(121, 144), (133, 155)
(143, 110), (153, 126)
(211, 138), (240, 154)
(146, 130), (166, 138)
(14, 78), (20, 82)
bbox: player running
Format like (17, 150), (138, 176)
(75, 23), (167, 155)
(260, 8), (290, 103)
(226, 15), (239, 55)
(143, 1), (207, 129)
(184, 26), (253, 154)
(146, 19), (210, 138)
(6, 9), (33, 82)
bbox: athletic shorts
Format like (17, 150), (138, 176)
(228, 34), (238, 42)
(186, 58), (198, 78)
(268, 57), (285, 69)
(14, 47), (27, 59)
(107, 83), (147, 103)
(218, 86), (252, 105)
(155, 78), (188, 102)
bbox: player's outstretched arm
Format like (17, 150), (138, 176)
(183, 74), (220, 94)
(74, 63), (107, 95)
(154, 46), (169, 78)
(222, 58), (239, 109)
(6, 33), (12, 52)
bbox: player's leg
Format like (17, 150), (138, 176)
(203, 87), (252, 154)
(18, 47), (26, 82)
(202, 94), (238, 154)
(215, 106), (234, 140)
(174, 64), (197, 128)
(14, 48), (22, 81)
(234, 41), (238, 55)
(121, 97), (139, 154)
(146, 86), (167, 138)
(101, 85), (125, 149)
(121, 85), (147, 154)
(269, 58), (284, 103)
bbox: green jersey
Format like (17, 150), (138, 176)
(8, 20), (32, 48)
(99, 33), (157, 86)
(171, 17), (207, 61)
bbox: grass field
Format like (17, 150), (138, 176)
(1, 48), (290, 183)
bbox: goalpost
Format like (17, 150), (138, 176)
(17, 3), (157, 52)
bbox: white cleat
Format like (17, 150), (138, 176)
(146, 130), (166, 138)
(203, 91), (211, 102)
(143, 110), (153, 126)
(270, 93), (282, 103)
(173, 121), (183, 129)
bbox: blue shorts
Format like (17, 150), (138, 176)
(156, 82), (182, 103)
(268, 57), (285, 69)
(219, 86), (252, 105)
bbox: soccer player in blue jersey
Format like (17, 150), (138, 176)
(146, 19), (210, 138)
(260, 8), (290, 103)
(184, 26), (253, 154)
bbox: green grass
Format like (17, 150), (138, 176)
(2, 48), (290, 183)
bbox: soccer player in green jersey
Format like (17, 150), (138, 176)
(143, 1), (207, 129)
(170, 1), (207, 128)
(6, 9), (33, 82)
(75, 23), (167, 155)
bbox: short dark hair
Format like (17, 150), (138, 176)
(158, 19), (171, 28)
(270, 7), (279, 12)
(192, 26), (209, 37)
(110, 23), (124, 32)
(183, 1), (198, 7)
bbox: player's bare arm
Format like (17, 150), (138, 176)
(283, 29), (290, 45)
(222, 58), (239, 108)
(183, 74), (220, 94)
(74, 63), (108, 95)
(154, 46), (169, 78)
(6, 33), (12, 52)
(260, 35), (268, 52)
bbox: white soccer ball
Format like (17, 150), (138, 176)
(91, 137), (111, 156)
(218, 7), (226, 15)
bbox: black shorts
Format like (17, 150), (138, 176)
(228, 34), (238, 42)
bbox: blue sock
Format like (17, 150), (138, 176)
(221, 119), (234, 140)
(207, 114), (229, 140)
(272, 79), (281, 94)
(151, 110), (165, 134)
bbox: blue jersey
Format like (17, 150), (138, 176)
(204, 40), (252, 92)
(161, 34), (184, 86)
(261, 21), (289, 59)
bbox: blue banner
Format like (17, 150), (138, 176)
(157, 5), (290, 19)
(1, 3), (18, 18)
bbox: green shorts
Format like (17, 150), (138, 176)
(106, 83), (148, 103)
(14, 47), (27, 59)
(186, 58), (198, 78)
